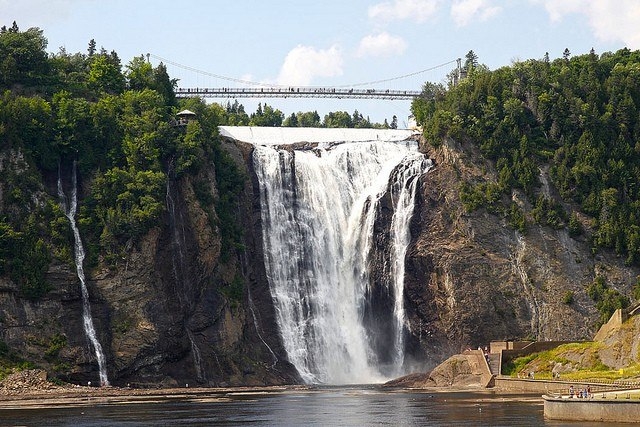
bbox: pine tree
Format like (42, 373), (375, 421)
(464, 50), (478, 70)
(88, 39), (96, 56)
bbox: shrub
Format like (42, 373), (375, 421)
(562, 290), (574, 305)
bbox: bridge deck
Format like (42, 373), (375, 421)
(176, 87), (421, 100)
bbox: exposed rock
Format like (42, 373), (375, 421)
(384, 353), (488, 389)
(0, 369), (62, 395)
(0, 141), (298, 388)
(427, 354), (487, 388)
(2, 131), (640, 388)
(402, 136), (640, 370)
(383, 372), (433, 388)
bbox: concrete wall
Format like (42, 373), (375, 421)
(501, 341), (573, 366)
(594, 308), (627, 342)
(490, 341), (532, 353)
(496, 378), (572, 394)
(544, 396), (640, 423)
(495, 378), (628, 394)
(463, 350), (494, 387)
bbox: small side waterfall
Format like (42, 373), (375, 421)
(58, 162), (109, 386)
(513, 232), (541, 339)
(165, 166), (205, 382)
(253, 138), (429, 384)
(388, 157), (428, 370)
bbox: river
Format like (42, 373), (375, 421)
(0, 387), (616, 426)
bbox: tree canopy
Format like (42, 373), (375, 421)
(412, 48), (640, 265)
(0, 22), (407, 299)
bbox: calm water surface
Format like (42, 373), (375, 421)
(0, 387), (618, 426)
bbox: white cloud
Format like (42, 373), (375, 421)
(275, 45), (343, 86)
(368, 0), (440, 24)
(451, 0), (501, 27)
(533, 0), (640, 49)
(357, 32), (408, 58)
(0, 0), (93, 26)
(531, 0), (586, 22)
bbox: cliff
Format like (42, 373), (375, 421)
(402, 136), (639, 368)
(0, 146), (298, 387)
(1, 128), (639, 387)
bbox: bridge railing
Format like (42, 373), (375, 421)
(175, 87), (422, 100)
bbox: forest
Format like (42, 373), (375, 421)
(0, 23), (399, 303)
(412, 48), (640, 323)
(413, 48), (640, 266)
(3, 22), (640, 323)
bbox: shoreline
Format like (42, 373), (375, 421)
(0, 384), (312, 409)
(2, 368), (628, 410)
(0, 382), (545, 410)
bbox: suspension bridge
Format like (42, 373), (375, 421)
(176, 87), (420, 100)
(149, 54), (459, 101)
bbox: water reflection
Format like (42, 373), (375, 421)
(0, 387), (620, 426)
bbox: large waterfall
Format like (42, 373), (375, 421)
(58, 162), (109, 386)
(249, 129), (430, 385)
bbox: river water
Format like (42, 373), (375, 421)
(0, 387), (615, 426)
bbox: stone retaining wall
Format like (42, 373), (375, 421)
(544, 395), (640, 423)
(494, 378), (625, 394)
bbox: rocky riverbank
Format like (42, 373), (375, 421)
(0, 369), (310, 409)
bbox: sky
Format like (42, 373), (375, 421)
(3, 0), (640, 126)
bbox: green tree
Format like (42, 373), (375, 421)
(249, 103), (283, 126)
(52, 90), (95, 158)
(282, 112), (298, 127)
(464, 50), (479, 71)
(568, 212), (582, 237)
(412, 48), (640, 264)
(87, 39), (96, 57)
(0, 24), (49, 87)
(126, 55), (154, 91)
(152, 62), (177, 106)
(91, 167), (165, 250)
(297, 110), (321, 127)
(323, 110), (352, 128)
(176, 120), (205, 175)
(587, 275), (629, 327)
(119, 89), (169, 170)
(87, 54), (125, 94)
(225, 100), (250, 125)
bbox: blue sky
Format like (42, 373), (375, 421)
(3, 0), (640, 125)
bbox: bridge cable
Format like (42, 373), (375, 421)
(148, 53), (457, 89)
(339, 59), (458, 88)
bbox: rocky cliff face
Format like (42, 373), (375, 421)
(403, 136), (640, 369)
(2, 132), (639, 386)
(0, 145), (298, 387)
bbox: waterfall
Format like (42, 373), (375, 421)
(165, 168), (205, 382)
(58, 162), (109, 386)
(388, 157), (427, 371)
(253, 138), (429, 384)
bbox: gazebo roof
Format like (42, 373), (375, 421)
(176, 109), (196, 117)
